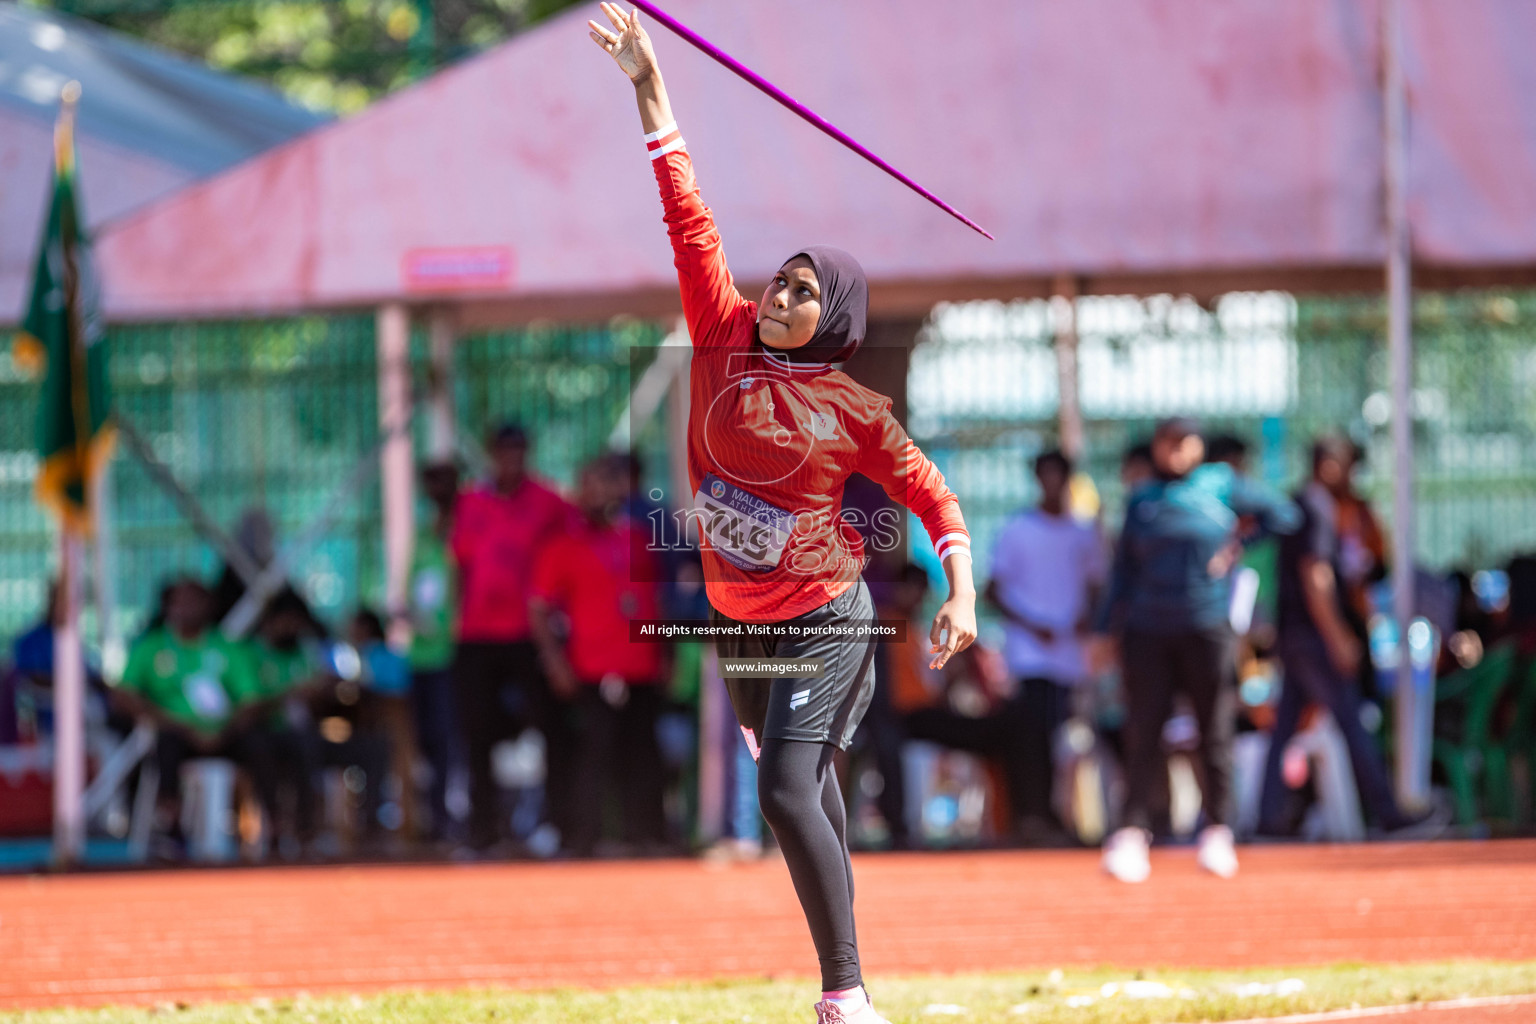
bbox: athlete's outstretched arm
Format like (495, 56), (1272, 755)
(860, 406), (977, 668)
(589, 4), (750, 347)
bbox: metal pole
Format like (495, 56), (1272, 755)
(91, 451), (122, 679)
(665, 317), (692, 516)
(377, 303), (416, 648)
(696, 645), (726, 845)
(1383, 0), (1424, 809)
(220, 431), (395, 639)
(52, 531), (87, 866)
(114, 416), (264, 588)
(610, 325), (690, 452)
(1052, 274), (1084, 461)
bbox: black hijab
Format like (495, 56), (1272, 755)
(770, 244), (869, 365)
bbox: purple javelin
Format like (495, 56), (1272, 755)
(628, 0), (994, 240)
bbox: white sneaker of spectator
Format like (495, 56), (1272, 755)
(1197, 824), (1239, 879)
(1102, 826), (1151, 884)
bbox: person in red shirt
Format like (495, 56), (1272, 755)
(450, 422), (578, 851)
(529, 456), (668, 856)
(591, 9), (977, 1022)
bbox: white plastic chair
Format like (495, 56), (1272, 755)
(179, 758), (238, 862)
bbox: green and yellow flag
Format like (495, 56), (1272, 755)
(17, 83), (112, 535)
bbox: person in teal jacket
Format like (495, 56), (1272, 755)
(1094, 417), (1301, 883)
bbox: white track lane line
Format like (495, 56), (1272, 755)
(1223, 993), (1536, 1023)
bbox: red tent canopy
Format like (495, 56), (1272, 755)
(97, 0), (1536, 323)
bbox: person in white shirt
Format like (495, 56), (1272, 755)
(985, 450), (1107, 841)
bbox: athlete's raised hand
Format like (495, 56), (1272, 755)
(590, 3), (657, 84)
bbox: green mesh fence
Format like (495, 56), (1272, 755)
(447, 318), (668, 485)
(0, 315), (666, 644)
(909, 289), (1536, 583)
(0, 291), (1530, 647)
(97, 316), (381, 644)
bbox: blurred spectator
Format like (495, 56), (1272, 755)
(212, 507), (325, 643)
(657, 554), (708, 842)
(859, 561), (938, 848)
(213, 507), (276, 624)
(450, 423), (578, 851)
(1259, 437), (1427, 836)
(617, 449), (687, 621)
(1120, 441), (1155, 496)
(985, 450), (1106, 843)
(1202, 434), (1274, 627)
(529, 457), (667, 856)
(903, 638), (1016, 839)
(408, 459), (464, 844)
(1504, 556), (1536, 664)
(112, 578), (276, 852)
(617, 449), (674, 543)
(1094, 417), (1300, 882)
(248, 590), (330, 850)
(300, 643), (391, 852)
(904, 619), (1045, 841)
(882, 564), (944, 716)
(1204, 434), (1251, 472)
(140, 580), (176, 636)
(1445, 570), (1494, 672)
(1332, 441), (1389, 696)
(350, 608), (417, 838)
(10, 581), (62, 681)
(7, 580), (116, 743)
(1201, 433), (1270, 652)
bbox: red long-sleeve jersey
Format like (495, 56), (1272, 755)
(648, 121), (970, 623)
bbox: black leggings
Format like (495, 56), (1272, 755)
(756, 738), (860, 992)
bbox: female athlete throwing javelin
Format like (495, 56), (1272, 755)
(590, 6), (977, 1021)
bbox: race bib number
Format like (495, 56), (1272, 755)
(694, 473), (796, 573)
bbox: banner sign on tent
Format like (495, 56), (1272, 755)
(402, 247), (514, 291)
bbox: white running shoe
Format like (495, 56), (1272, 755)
(1102, 826), (1151, 883)
(813, 990), (891, 1023)
(1197, 824), (1239, 879)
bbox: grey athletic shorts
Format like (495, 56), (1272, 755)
(710, 579), (879, 752)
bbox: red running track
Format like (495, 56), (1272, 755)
(2, 840), (1534, 1010)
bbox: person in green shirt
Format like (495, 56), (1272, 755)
(248, 590), (334, 850)
(408, 459), (463, 843)
(113, 578), (277, 851)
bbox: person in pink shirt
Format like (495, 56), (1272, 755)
(451, 423), (578, 851)
(530, 457), (669, 856)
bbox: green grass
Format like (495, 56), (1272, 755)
(9, 962), (1536, 1024)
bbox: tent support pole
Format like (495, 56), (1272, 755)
(1053, 274), (1084, 462)
(1383, 0), (1424, 810)
(378, 303), (416, 648)
(665, 317), (691, 519)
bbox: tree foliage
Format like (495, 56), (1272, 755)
(33, 0), (583, 113)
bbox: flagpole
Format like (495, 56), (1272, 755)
(53, 528), (88, 866)
(92, 451), (121, 678)
(50, 80), (88, 869)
